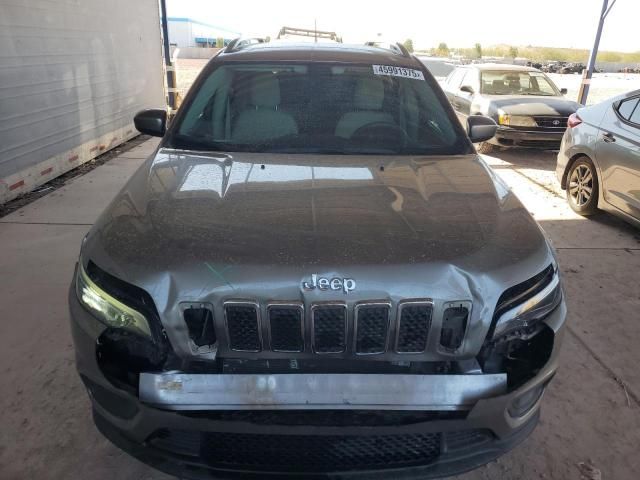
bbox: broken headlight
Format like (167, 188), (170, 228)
(492, 269), (562, 340)
(76, 262), (151, 337)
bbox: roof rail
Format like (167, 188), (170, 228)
(395, 42), (411, 58)
(364, 41), (412, 58)
(224, 37), (266, 53)
(277, 26), (340, 41)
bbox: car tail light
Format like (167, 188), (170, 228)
(567, 113), (582, 128)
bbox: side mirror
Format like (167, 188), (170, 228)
(467, 115), (497, 144)
(134, 109), (167, 137)
(460, 85), (475, 94)
(560, 88), (568, 95)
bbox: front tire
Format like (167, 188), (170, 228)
(566, 157), (599, 216)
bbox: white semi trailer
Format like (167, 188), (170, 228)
(0, 0), (165, 203)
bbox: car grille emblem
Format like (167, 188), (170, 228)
(552, 119), (560, 126)
(303, 274), (356, 294)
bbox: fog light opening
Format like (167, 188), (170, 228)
(508, 383), (545, 418)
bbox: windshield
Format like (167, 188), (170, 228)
(480, 71), (559, 96)
(170, 62), (468, 155)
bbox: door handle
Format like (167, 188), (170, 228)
(602, 131), (616, 143)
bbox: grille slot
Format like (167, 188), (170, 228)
(355, 303), (390, 354)
(396, 301), (432, 353)
(440, 304), (469, 351)
(268, 305), (304, 352)
(199, 431), (441, 472)
(225, 303), (261, 352)
(183, 306), (216, 348)
(147, 428), (498, 473)
(312, 304), (347, 354)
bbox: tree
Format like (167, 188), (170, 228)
(509, 46), (519, 58)
(436, 42), (449, 57)
(474, 43), (482, 59)
(403, 38), (414, 53)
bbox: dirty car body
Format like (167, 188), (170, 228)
(69, 42), (566, 479)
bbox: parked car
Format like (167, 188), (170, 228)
(416, 56), (456, 79)
(443, 64), (580, 152)
(542, 61), (561, 73)
(557, 90), (640, 227)
(559, 62), (585, 75)
(69, 40), (566, 479)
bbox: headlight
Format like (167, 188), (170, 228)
(493, 271), (562, 339)
(509, 115), (537, 127)
(76, 262), (151, 337)
(498, 113), (537, 127)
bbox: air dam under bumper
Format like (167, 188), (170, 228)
(140, 373), (507, 411)
(490, 127), (564, 149)
(95, 409), (539, 480)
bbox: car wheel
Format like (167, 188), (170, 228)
(566, 157), (599, 216)
(476, 142), (496, 154)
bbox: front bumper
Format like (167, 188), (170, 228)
(70, 285), (566, 479)
(490, 127), (565, 149)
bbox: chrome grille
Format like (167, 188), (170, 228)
(354, 303), (390, 354)
(396, 301), (433, 353)
(312, 304), (347, 353)
(533, 116), (568, 130)
(219, 299), (466, 356)
(268, 305), (304, 352)
(225, 303), (261, 352)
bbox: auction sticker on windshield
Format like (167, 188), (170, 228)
(373, 65), (425, 80)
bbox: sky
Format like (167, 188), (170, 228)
(167, 0), (639, 52)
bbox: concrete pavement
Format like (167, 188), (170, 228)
(0, 140), (639, 479)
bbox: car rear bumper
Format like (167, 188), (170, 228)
(70, 283), (566, 479)
(490, 128), (565, 149)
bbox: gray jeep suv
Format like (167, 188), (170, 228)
(69, 40), (566, 479)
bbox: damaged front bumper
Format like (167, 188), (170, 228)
(69, 282), (566, 479)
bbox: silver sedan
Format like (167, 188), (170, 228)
(557, 89), (640, 227)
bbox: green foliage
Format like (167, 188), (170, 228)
(433, 43), (640, 64)
(435, 42), (449, 57)
(403, 38), (414, 53)
(474, 43), (482, 59)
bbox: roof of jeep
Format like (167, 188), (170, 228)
(214, 41), (424, 67)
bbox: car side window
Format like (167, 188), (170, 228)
(630, 103), (640, 126)
(617, 97), (639, 122)
(448, 69), (466, 90)
(461, 69), (479, 92)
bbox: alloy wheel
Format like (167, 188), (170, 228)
(569, 164), (593, 207)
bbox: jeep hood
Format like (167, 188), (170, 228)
(82, 149), (555, 357)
